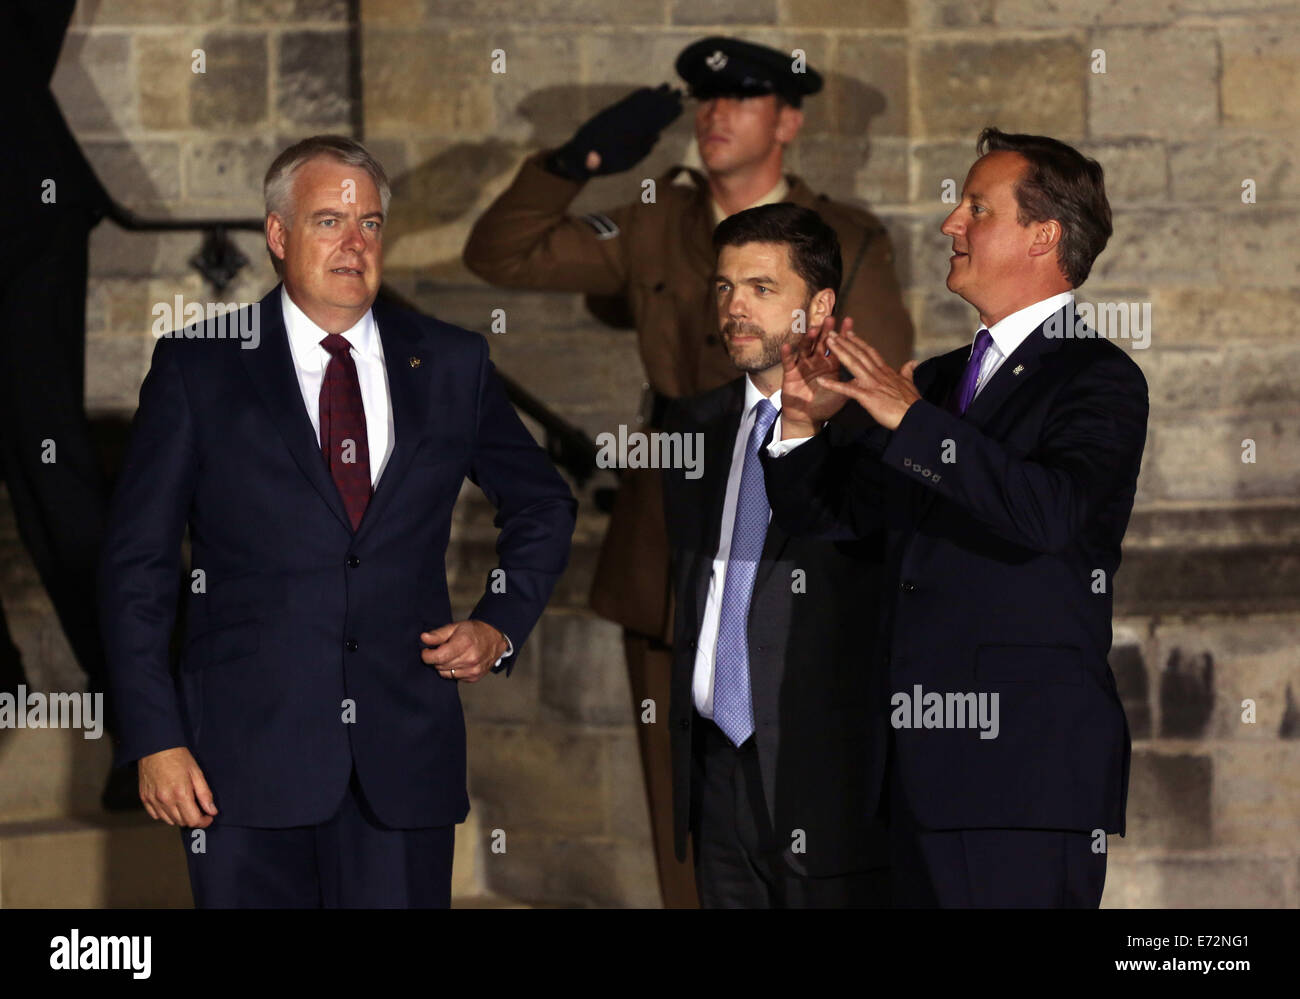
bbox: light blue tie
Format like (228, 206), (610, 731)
(713, 398), (779, 747)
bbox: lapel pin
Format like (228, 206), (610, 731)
(409, 356), (422, 369)
(1013, 364), (1024, 375)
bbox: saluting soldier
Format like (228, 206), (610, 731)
(463, 35), (913, 908)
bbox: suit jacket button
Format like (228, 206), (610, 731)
(345, 639), (359, 652)
(900, 581), (916, 593)
(677, 718), (690, 730)
(347, 556), (360, 568)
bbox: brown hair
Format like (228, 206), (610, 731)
(977, 127), (1111, 287)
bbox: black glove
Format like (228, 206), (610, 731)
(545, 84), (684, 182)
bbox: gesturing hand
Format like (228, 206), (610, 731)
(779, 314), (853, 437)
(818, 326), (921, 431)
(420, 620), (508, 684)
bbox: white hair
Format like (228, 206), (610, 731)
(263, 135), (391, 228)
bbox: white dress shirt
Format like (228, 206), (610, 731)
(692, 378), (783, 718)
(281, 286), (394, 487)
(765, 291), (1077, 460)
(969, 290), (1074, 401)
(279, 287), (513, 663)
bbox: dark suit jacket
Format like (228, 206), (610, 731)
(762, 309), (1148, 835)
(99, 286), (576, 829)
(662, 378), (889, 878)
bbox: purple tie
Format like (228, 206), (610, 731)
(952, 328), (994, 415)
(319, 333), (372, 530)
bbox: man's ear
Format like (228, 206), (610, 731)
(809, 287), (835, 326)
(265, 213), (289, 264)
(776, 105), (804, 145)
(1027, 218), (1063, 258)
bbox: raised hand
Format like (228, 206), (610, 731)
(818, 326), (921, 431)
(779, 314), (852, 437)
(547, 84), (685, 181)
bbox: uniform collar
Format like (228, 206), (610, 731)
(709, 175), (791, 226)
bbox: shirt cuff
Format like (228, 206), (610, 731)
(491, 633), (514, 672)
(766, 435), (813, 457)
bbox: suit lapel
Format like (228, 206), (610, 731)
(240, 286), (352, 533)
(961, 309), (1068, 430)
(692, 381), (745, 633)
(239, 287), (430, 537)
(353, 297), (429, 540)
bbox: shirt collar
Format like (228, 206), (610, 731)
(711, 176), (791, 227)
(280, 284), (378, 360)
(981, 290), (1075, 359)
(743, 374), (781, 421)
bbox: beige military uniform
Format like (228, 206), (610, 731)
(463, 150), (914, 907)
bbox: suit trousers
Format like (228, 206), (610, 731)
(888, 769), (1107, 908)
(691, 714), (889, 908)
(183, 767), (454, 908)
(624, 630), (700, 908)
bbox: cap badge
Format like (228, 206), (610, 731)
(706, 50), (728, 71)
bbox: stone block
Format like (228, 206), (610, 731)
(75, 0), (223, 22)
(785, 0), (907, 27)
(1170, 134), (1300, 204)
(466, 723), (609, 837)
(190, 31), (270, 128)
(1149, 286), (1300, 347)
(235, 0), (350, 20)
(1222, 26), (1300, 128)
(426, 0), (666, 25)
(1149, 616), (1300, 740)
(539, 613), (632, 724)
(832, 35), (908, 139)
(997, 0), (1175, 27)
(1141, 416), (1300, 503)
(1091, 210), (1216, 286)
(50, 31), (135, 134)
(1220, 210), (1300, 290)
(1102, 855), (1289, 908)
(915, 37), (1085, 139)
(277, 29), (354, 131)
(1088, 27), (1218, 139)
(671, 0), (778, 24)
(137, 31), (194, 131)
(1125, 749), (1212, 849)
(183, 137), (276, 210)
(82, 141), (182, 211)
(907, 0), (993, 28)
(1080, 139), (1167, 204)
(363, 29), (495, 136)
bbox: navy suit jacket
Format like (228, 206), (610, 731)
(99, 285), (576, 829)
(762, 308), (1148, 835)
(662, 379), (889, 877)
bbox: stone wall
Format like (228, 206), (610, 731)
(26, 0), (1300, 906)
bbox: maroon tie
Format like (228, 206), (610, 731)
(318, 333), (371, 530)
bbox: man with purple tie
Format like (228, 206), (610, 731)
(99, 135), (576, 908)
(762, 129), (1148, 907)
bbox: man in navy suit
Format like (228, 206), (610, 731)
(99, 135), (576, 908)
(762, 129), (1148, 907)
